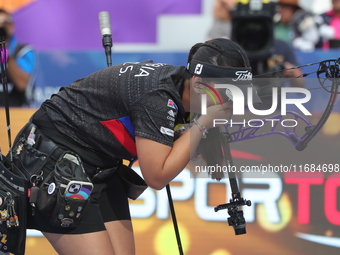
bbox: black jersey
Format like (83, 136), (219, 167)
(43, 60), (186, 160)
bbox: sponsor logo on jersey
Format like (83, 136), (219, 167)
(168, 110), (176, 117)
(160, 126), (174, 137)
(167, 99), (178, 111)
(167, 116), (175, 121)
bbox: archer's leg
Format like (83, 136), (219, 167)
(105, 220), (135, 255)
(43, 231), (116, 255)
(97, 171), (135, 254)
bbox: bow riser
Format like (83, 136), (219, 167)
(225, 111), (314, 149)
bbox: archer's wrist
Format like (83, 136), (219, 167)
(193, 118), (209, 138)
(197, 116), (214, 129)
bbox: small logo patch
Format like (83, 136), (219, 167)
(167, 99), (178, 110)
(167, 116), (175, 121)
(168, 110), (176, 117)
(194, 64), (203, 75)
(160, 126), (174, 137)
(48, 183), (56, 195)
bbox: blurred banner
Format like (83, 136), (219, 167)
(11, 0), (202, 50)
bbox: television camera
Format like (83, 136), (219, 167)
(231, 0), (282, 75)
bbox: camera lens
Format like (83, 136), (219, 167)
(231, 1), (277, 60)
(234, 19), (270, 52)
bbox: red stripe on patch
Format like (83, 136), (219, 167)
(101, 119), (137, 156)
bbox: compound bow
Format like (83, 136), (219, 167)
(214, 58), (340, 235)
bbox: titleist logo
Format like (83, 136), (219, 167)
(232, 71), (252, 82)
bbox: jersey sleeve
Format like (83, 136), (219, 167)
(130, 90), (180, 147)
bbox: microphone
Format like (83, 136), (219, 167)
(98, 11), (112, 67)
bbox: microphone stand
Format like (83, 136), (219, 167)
(102, 35), (112, 67)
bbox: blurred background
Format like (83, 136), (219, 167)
(0, 0), (340, 254)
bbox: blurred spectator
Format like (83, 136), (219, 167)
(0, 9), (37, 107)
(272, 38), (304, 88)
(206, 0), (236, 39)
(255, 38), (305, 109)
(316, 0), (340, 49)
(275, 0), (320, 51)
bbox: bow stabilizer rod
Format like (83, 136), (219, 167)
(214, 135), (251, 235)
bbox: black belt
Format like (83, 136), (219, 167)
(16, 122), (121, 180)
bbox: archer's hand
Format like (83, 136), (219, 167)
(198, 101), (233, 129)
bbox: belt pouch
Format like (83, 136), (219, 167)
(0, 153), (28, 255)
(11, 122), (60, 180)
(118, 165), (148, 200)
(37, 151), (92, 228)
